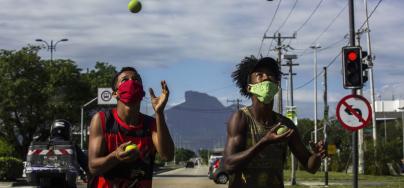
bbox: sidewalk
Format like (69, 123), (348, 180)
(285, 180), (390, 187)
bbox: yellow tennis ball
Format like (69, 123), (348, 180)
(128, 0), (142, 13)
(276, 126), (289, 135)
(125, 144), (138, 152)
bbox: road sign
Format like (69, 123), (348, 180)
(98, 88), (117, 105)
(327, 144), (337, 155)
(286, 106), (298, 126)
(336, 94), (372, 131)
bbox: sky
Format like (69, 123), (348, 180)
(1, 0), (403, 119)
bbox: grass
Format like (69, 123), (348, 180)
(283, 170), (404, 188)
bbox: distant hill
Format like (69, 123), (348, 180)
(165, 91), (240, 152)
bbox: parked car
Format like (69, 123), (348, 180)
(185, 161), (195, 168)
(208, 157), (228, 184)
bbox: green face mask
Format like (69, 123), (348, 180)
(249, 80), (279, 104)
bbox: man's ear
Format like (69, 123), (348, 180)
(112, 90), (119, 99)
(246, 85), (251, 93)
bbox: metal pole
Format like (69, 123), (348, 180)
(314, 47), (317, 144)
(383, 101), (386, 143)
(311, 45), (321, 143)
(81, 107), (84, 149)
(50, 40), (54, 62)
(80, 97), (97, 149)
(288, 59), (296, 186)
(348, 0), (358, 187)
(402, 110), (404, 159)
(277, 33), (283, 114)
(323, 67), (329, 186)
(363, 0), (377, 148)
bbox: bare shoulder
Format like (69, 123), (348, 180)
(89, 112), (102, 135)
(227, 110), (248, 135)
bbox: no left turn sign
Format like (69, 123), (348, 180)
(336, 94), (372, 131)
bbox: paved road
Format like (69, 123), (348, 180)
(0, 165), (227, 188)
(153, 165), (227, 188)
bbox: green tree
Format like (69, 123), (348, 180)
(0, 46), (48, 158)
(198, 149), (210, 165)
(82, 62), (117, 95)
(43, 59), (92, 123)
(175, 148), (195, 163)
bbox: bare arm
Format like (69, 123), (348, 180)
(287, 119), (325, 174)
(150, 80), (174, 161)
(223, 111), (293, 173)
(152, 112), (174, 161)
(88, 113), (139, 175)
(88, 112), (119, 175)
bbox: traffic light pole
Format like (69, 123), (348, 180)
(348, 0), (358, 187)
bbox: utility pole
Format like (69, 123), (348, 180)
(355, 31), (365, 175)
(264, 33), (296, 114)
(282, 54), (298, 185)
(227, 99), (242, 110)
(310, 44), (321, 144)
(348, 0), (359, 187)
(363, 0), (377, 148)
(323, 67), (329, 186)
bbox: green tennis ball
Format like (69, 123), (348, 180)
(128, 0), (142, 13)
(276, 126), (289, 135)
(125, 144), (138, 152)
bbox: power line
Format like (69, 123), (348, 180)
(275, 0), (298, 33)
(358, 0), (384, 31)
(257, 0), (283, 56)
(294, 50), (342, 90)
(297, 3), (348, 57)
(294, 0), (324, 33)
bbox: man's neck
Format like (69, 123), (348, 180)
(116, 101), (141, 125)
(250, 99), (276, 126)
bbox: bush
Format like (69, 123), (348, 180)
(0, 157), (24, 180)
(0, 139), (14, 157)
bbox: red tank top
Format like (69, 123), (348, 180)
(92, 109), (157, 188)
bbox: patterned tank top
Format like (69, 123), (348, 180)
(91, 109), (157, 188)
(229, 107), (288, 188)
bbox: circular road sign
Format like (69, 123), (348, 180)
(336, 94), (372, 131)
(101, 90), (112, 102)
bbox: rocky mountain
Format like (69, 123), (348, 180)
(165, 91), (240, 151)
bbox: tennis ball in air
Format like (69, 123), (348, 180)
(276, 125), (289, 135)
(128, 0), (142, 13)
(125, 144), (138, 152)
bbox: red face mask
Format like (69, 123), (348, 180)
(117, 79), (145, 105)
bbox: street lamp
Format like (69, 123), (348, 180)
(310, 44), (321, 144)
(35, 38), (69, 61)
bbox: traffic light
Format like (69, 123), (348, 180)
(342, 46), (362, 89)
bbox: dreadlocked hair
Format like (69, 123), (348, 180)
(231, 55), (281, 98)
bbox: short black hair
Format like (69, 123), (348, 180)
(111, 67), (142, 91)
(231, 55), (281, 97)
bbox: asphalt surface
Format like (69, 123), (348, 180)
(0, 165), (225, 188)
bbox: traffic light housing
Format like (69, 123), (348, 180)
(342, 46), (363, 89)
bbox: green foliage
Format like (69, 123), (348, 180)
(82, 62), (117, 95)
(198, 149), (210, 164)
(0, 157), (23, 180)
(0, 139), (14, 157)
(0, 45), (118, 158)
(42, 59), (92, 123)
(0, 46), (48, 158)
(175, 148), (195, 163)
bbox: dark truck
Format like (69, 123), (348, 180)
(25, 120), (88, 188)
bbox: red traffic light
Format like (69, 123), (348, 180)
(347, 51), (358, 62)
